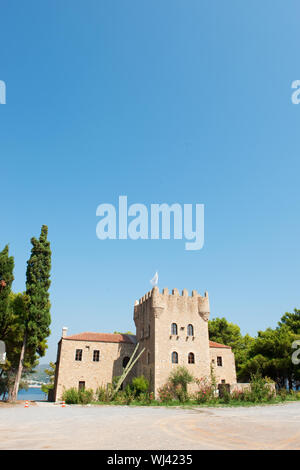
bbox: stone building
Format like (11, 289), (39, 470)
(53, 287), (237, 401)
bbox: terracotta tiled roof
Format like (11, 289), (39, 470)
(64, 332), (137, 344)
(64, 332), (230, 349)
(209, 340), (231, 349)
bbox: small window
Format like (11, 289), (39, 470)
(171, 323), (178, 335)
(123, 356), (130, 368)
(171, 351), (178, 364)
(217, 356), (223, 366)
(78, 381), (85, 391)
(187, 324), (194, 336)
(75, 349), (82, 361)
(93, 350), (100, 362)
(188, 352), (195, 364)
(221, 379), (226, 384)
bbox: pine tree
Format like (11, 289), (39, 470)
(0, 245), (14, 339)
(11, 226), (51, 401)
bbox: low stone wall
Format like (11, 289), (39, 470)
(230, 383), (251, 393)
(230, 382), (276, 395)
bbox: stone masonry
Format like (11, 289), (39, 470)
(134, 287), (211, 394)
(53, 332), (137, 401)
(53, 287), (237, 400)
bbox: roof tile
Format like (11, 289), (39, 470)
(64, 332), (137, 344)
(209, 340), (231, 349)
(64, 332), (230, 348)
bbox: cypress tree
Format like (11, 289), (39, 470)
(25, 225), (51, 350)
(11, 226), (51, 401)
(0, 245), (14, 339)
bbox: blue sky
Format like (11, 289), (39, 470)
(0, 0), (299, 363)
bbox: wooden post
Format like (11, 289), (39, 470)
(111, 343), (145, 399)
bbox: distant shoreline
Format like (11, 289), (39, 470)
(22, 385), (42, 389)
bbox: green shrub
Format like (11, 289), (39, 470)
(113, 391), (128, 405)
(131, 376), (149, 396)
(124, 385), (136, 403)
(287, 389), (300, 400)
(96, 386), (111, 402)
(264, 376), (275, 384)
(249, 373), (274, 402)
(231, 390), (245, 401)
(195, 376), (215, 404)
(135, 392), (149, 404)
(62, 387), (79, 404)
(112, 376), (121, 390)
(278, 389), (288, 401)
(195, 389), (211, 403)
(220, 386), (231, 404)
(62, 387), (94, 404)
(157, 383), (175, 403)
(228, 375), (275, 404)
(113, 388), (135, 405)
(169, 366), (193, 402)
(79, 389), (94, 404)
(174, 384), (190, 403)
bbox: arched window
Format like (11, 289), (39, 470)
(123, 356), (130, 368)
(171, 323), (178, 335)
(188, 352), (195, 364)
(171, 351), (178, 364)
(187, 324), (194, 336)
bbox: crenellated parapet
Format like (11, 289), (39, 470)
(134, 287), (210, 322)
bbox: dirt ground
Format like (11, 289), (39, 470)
(0, 400), (37, 408)
(0, 400), (300, 450)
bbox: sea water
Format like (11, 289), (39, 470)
(17, 387), (47, 401)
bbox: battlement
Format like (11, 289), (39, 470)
(134, 287), (210, 321)
(135, 286), (208, 304)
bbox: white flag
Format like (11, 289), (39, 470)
(150, 271), (159, 286)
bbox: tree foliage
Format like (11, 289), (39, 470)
(0, 245), (14, 339)
(208, 317), (254, 379)
(278, 309), (300, 334)
(25, 225), (52, 353)
(41, 361), (56, 394)
(131, 375), (149, 395)
(209, 311), (300, 388)
(239, 324), (300, 388)
(11, 225), (52, 401)
(169, 366), (194, 392)
(0, 293), (38, 399)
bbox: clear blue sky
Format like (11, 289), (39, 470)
(0, 1), (299, 363)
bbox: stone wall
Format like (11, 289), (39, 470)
(210, 347), (237, 385)
(230, 382), (276, 395)
(134, 287), (211, 396)
(54, 287), (238, 400)
(53, 338), (136, 401)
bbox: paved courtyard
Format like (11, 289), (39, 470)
(0, 401), (300, 450)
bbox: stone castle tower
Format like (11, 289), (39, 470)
(134, 286), (211, 395)
(53, 286), (236, 401)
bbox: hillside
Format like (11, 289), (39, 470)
(25, 364), (50, 383)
